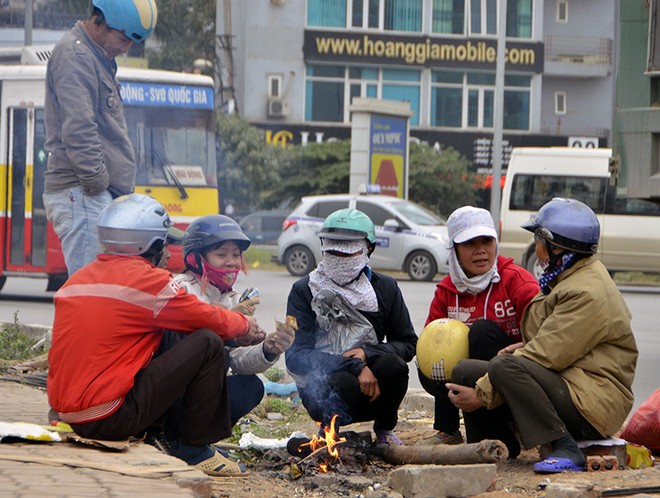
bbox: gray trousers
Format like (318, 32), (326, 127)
(452, 355), (602, 449)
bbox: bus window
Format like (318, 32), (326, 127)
(125, 107), (217, 187)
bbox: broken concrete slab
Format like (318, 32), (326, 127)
(388, 463), (497, 498)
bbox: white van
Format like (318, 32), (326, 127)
(499, 147), (660, 277)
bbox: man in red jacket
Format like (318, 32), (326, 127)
(47, 194), (264, 476)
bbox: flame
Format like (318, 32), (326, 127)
(301, 414), (346, 462)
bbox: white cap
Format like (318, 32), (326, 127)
(447, 206), (497, 245)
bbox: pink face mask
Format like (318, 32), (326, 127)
(201, 258), (239, 292)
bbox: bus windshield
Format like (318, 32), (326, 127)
(125, 106), (217, 188)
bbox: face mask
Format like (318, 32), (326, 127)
(201, 258), (239, 292)
(538, 257), (550, 270)
(323, 252), (369, 286)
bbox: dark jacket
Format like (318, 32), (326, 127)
(285, 271), (417, 381)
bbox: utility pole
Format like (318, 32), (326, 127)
(24, 0), (33, 46)
(215, 0), (236, 114)
(489, 0), (507, 226)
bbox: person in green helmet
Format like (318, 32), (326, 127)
(285, 208), (417, 445)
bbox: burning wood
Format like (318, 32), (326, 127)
(287, 435), (508, 479)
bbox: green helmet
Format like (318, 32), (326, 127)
(318, 208), (376, 244)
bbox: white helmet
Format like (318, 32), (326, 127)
(97, 194), (182, 255)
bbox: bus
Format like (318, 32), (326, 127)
(0, 46), (219, 291)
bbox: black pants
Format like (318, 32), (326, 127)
(72, 329), (231, 446)
(228, 374), (265, 426)
(452, 354), (602, 449)
(300, 353), (409, 432)
(418, 319), (513, 433)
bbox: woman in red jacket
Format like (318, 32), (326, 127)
(418, 206), (539, 458)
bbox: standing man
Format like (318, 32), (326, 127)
(43, 0), (158, 276)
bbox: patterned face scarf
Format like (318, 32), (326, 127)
(308, 239), (378, 312)
(539, 251), (578, 295)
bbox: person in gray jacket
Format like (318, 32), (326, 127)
(43, 0), (157, 276)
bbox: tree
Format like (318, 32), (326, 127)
(265, 140), (351, 208)
(147, 0), (215, 72)
(408, 142), (476, 218)
(216, 113), (285, 214)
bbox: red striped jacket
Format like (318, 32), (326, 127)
(47, 254), (248, 422)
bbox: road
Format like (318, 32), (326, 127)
(0, 271), (657, 414)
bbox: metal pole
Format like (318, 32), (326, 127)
(489, 0), (507, 226)
(24, 0), (33, 47)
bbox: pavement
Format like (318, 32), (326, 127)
(0, 380), (213, 498)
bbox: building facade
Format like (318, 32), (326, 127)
(217, 0), (616, 171)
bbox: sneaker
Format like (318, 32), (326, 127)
(375, 430), (404, 446)
(416, 430), (464, 446)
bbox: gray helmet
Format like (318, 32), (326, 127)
(521, 197), (600, 254)
(97, 194), (181, 255)
(183, 214), (251, 274)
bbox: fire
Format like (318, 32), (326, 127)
(300, 414), (346, 468)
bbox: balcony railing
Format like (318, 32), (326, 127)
(545, 35), (612, 65)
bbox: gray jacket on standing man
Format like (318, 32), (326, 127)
(43, 0), (157, 276)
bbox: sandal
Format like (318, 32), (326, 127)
(533, 457), (585, 474)
(375, 430), (404, 446)
(195, 451), (249, 477)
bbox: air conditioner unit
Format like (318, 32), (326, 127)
(267, 98), (289, 118)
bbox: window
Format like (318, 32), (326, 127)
(305, 65), (420, 124)
(384, 0), (423, 32)
(352, 0), (423, 31)
(432, 0), (465, 34)
(355, 202), (393, 226)
(510, 175), (607, 212)
(431, 70), (531, 130)
(506, 0), (532, 38)
(470, 0), (497, 35)
(308, 200), (350, 219)
(555, 91), (566, 115)
(305, 66), (345, 122)
(556, 0), (568, 23)
(307, 0), (346, 27)
(382, 68), (421, 125)
(268, 75), (282, 98)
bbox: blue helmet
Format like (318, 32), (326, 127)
(182, 215), (251, 274)
(92, 0), (158, 43)
(521, 197), (600, 254)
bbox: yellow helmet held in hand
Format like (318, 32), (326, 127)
(417, 318), (469, 383)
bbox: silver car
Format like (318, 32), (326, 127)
(274, 194), (450, 281)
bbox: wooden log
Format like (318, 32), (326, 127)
(371, 439), (509, 465)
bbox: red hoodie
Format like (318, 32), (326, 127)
(425, 255), (539, 342)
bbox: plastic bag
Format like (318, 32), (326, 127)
(620, 388), (660, 453)
(311, 289), (377, 355)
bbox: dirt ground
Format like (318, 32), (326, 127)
(208, 397), (659, 498)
